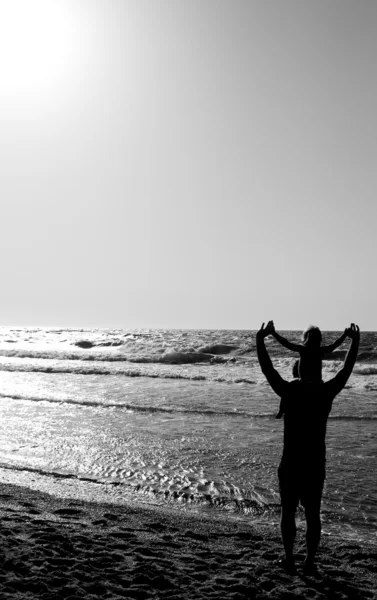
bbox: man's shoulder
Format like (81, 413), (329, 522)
(283, 378), (301, 396)
(285, 379), (328, 395)
(287, 378), (300, 387)
(322, 377), (342, 399)
(287, 378), (326, 387)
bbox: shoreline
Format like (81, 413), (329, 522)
(0, 479), (376, 599)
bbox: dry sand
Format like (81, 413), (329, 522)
(0, 482), (376, 600)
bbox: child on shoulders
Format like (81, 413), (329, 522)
(271, 322), (348, 418)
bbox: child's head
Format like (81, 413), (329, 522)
(302, 325), (322, 346)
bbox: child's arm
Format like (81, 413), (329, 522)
(271, 323), (303, 353)
(321, 329), (347, 355)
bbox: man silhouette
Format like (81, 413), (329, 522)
(256, 321), (360, 571)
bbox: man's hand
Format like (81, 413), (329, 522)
(256, 321), (275, 340)
(256, 321), (288, 396)
(345, 323), (360, 340)
(328, 323), (360, 395)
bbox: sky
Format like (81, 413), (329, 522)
(1, 0), (376, 330)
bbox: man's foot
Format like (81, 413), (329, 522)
(303, 559), (319, 574)
(275, 557), (296, 573)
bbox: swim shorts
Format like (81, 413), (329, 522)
(278, 461), (325, 511)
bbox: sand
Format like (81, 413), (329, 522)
(0, 482), (375, 600)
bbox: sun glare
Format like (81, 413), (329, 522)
(0, 0), (85, 108)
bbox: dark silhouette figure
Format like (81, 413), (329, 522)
(256, 321), (360, 572)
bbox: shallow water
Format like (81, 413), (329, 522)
(0, 327), (375, 545)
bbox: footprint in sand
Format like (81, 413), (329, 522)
(53, 508), (84, 517)
(147, 522), (167, 531)
(103, 513), (119, 521)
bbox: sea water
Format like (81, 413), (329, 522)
(0, 327), (375, 545)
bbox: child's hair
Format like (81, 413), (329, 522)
(302, 325), (322, 345)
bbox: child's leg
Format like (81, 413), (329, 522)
(298, 356), (323, 382)
(276, 398), (285, 419)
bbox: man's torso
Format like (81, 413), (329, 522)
(280, 380), (335, 468)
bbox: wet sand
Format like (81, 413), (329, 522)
(0, 482), (376, 600)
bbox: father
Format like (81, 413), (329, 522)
(256, 321), (360, 571)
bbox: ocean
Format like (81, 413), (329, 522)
(0, 327), (375, 546)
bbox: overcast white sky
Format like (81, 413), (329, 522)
(1, 0), (376, 330)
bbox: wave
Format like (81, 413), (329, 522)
(324, 362), (377, 376)
(0, 348), (228, 366)
(329, 415), (377, 421)
(0, 392), (272, 417)
(2, 344), (377, 368)
(0, 392), (376, 420)
(0, 362), (205, 380)
(2, 348), (377, 371)
(354, 351), (377, 363)
(353, 365), (377, 375)
(2, 358), (377, 388)
(0, 349), (131, 362)
(0, 361), (257, 385)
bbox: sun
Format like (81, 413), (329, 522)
(0, 0), (84, 107)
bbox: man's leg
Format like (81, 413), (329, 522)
(304, 505), (321, 566)
(278, 464), (298, 569)
(302, 473), (324, 568)
(281, 505), (297, 566)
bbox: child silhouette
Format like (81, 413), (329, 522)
(271, 322), (348, 418)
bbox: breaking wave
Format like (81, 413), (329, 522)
(324, 362), (377, 376)
(0, 348), (228, 366)
(0, 360), (256, 384)
(0, 362), (206, 380)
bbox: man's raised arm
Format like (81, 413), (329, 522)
(256, 321), (289, 397)
(326, 324), (360, 396)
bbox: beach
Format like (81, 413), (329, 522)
(0, 479), (376, 600)
(0, 327), (376, 598)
